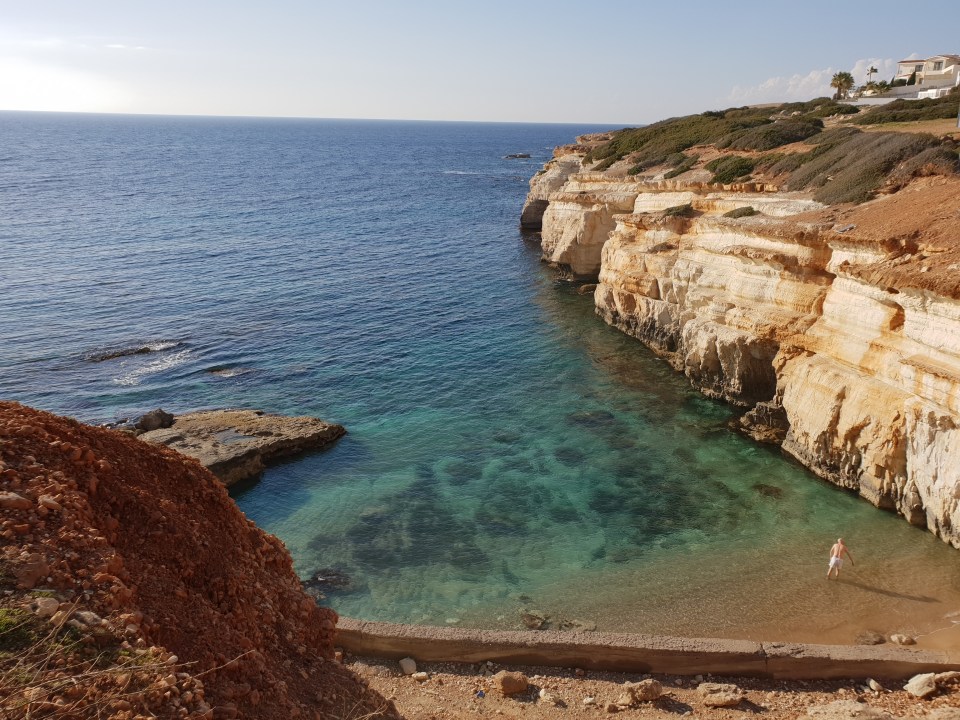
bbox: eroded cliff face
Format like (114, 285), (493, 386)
(522, 167), (960, 547)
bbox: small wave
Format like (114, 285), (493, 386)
(113, 349), (193, 386)
(442, 170), (482, 176)
(87, 340), (182, 362)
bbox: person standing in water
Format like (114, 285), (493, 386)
(827, 538), (854, 579)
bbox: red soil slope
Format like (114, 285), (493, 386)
(0, 401), (398, 720)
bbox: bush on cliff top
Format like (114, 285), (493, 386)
(807, 102), (860, 118)
(705, 155), (757, 184)
(787, 130), (950, 203)
(663, 153), (698, 179)
(587, 107), (775, 172)
(662, 203), (696, 218)
(583, 98), (957, 203)
(853, 91), (959, 125)
(724, 206), (759, 218)
(586, 99), (876, 170)
(720, 118), (824, 151)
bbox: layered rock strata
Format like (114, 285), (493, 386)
(523, 157), (960, 547)
(139, 409), (345, 486)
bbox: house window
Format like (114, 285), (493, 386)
(915, 64), (924, 72)
(933, 61), (943, 71)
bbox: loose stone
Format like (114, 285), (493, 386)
(904, 673), (938, 699)
(492, 670), (528, 696)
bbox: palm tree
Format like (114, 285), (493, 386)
(831, 71), (855, 100)
(866, 65), (878, 83)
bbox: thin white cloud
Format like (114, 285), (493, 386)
(729, 57), (897, 104)
(729, 68), (836, 104)
(850, 58), (898, 85)
(0, 56), (127, 112)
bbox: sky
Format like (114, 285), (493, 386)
(1, 0), (958, 124)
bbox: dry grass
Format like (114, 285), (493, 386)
(0, 604), (197, 720)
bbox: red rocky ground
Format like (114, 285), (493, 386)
(0, 401), (398, 720)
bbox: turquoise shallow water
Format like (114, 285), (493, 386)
(2, 112), (959, 643)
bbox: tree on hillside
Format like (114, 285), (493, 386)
(866, 65), (878, 83)
(831, 71), (855, 99)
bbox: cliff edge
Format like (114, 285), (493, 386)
(0, 401), (398, 720)
(521, 98), (960, 547)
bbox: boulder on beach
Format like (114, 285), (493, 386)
(492, 670), (528, 696)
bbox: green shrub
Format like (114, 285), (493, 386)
(663, 153), (698, 178)
(663, 203), (696, 218)
(586, 105), (775, 170)
(767, 153), (809, 174)
(725, 118), (824, 151)
(885, 145), (960, 187)
(753, 152), (786, 171)
(592, 156), (617, 171)
(853, 92), (960, 125)
(807, 103), (860, 118)
(776, 98), (833, 115)
(786, 131), (946, 204)
(724, 206), (758, 218)
(705, 155), (757, 183)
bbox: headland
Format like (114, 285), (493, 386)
(521, 95), (960, 548)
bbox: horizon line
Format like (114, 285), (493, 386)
(0, 108), (634, 127)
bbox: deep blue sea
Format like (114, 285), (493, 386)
(3, 112), (959, 642)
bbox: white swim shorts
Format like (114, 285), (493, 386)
(829, 556), (843, 569)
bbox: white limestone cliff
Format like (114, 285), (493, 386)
(522, 169), (960, 547)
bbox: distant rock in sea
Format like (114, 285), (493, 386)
(86, 340), (182, 362)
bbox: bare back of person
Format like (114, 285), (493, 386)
(827, 538), (853, 579)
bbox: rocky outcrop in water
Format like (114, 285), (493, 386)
(522, 143), (960, 547)
(138, 409), (345, 486)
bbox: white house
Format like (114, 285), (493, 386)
(893, 54), (960, 88)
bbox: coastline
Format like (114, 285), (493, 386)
(337, 618), (959, 680)
(521, 121), (960, 549)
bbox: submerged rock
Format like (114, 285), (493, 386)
(855, 630), (886, 646)
(889, 633), (916, 645)
(557, 618), (597, 632)
(521, 610), (549, 630)
(302, 568), (353, 601)
(138, 409), (345, 486)
(753, 483), (785, 499)
(87, 342), (180, 362)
